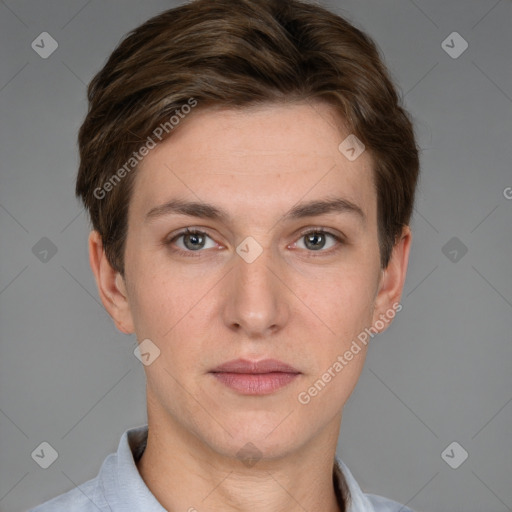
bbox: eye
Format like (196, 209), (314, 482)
(294, 229), (343, 253)
(165, 227), (344, 257)
(167, 228), (217, 254)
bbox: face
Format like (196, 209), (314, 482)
(91, 102), (410, 461)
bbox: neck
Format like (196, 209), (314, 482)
(136, 409), (346, 512)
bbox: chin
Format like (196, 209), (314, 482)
(205, 419), (308, 463)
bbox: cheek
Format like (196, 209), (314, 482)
(300, 277), (374, 410)
(312, 265), (379, 335)
(126, 261), (215, 371)
(125, 260), (180, 339)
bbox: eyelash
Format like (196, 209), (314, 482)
(164, 227), (345, 258)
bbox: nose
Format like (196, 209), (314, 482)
(222, 244), (290, 338)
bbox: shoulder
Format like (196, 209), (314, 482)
(364, 492), (416, 512)
(335, 456), (416, 512)
(27, 475), (110, 512)
(29, 425), (151, 511)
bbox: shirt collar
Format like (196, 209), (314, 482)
(101, 424), (376, 512)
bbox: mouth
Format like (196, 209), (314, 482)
(209, 358), (301, 395)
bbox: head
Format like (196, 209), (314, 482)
(80, 0), (418, 476)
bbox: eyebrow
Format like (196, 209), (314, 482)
(145, 196), (366, 224)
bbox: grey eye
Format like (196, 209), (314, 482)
(176, 231), (216, 251)
(297, 231), (337, 251)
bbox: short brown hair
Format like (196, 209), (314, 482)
(77, 0), (419, 276)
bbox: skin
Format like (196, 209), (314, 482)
(89, 102), (411, 512)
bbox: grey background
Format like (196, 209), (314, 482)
(0, 0), (511, 511)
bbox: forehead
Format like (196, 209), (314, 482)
(129, 102), (376, 227)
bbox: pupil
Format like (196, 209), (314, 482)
(306, 232), (325, 250)
(182, 232), (326, 251)
(185, 232), (204, 250)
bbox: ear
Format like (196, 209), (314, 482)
(371, 226), (412, 332)
(88, 230), (135, 334)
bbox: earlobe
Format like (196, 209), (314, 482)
(372, 226), (412, 332)
(88, 230), (135, 334)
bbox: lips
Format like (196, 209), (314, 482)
(210, 359), (300, 395)
(210, 358), (300, 374)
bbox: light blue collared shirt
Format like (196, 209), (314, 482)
(29, 424), (415, 512)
